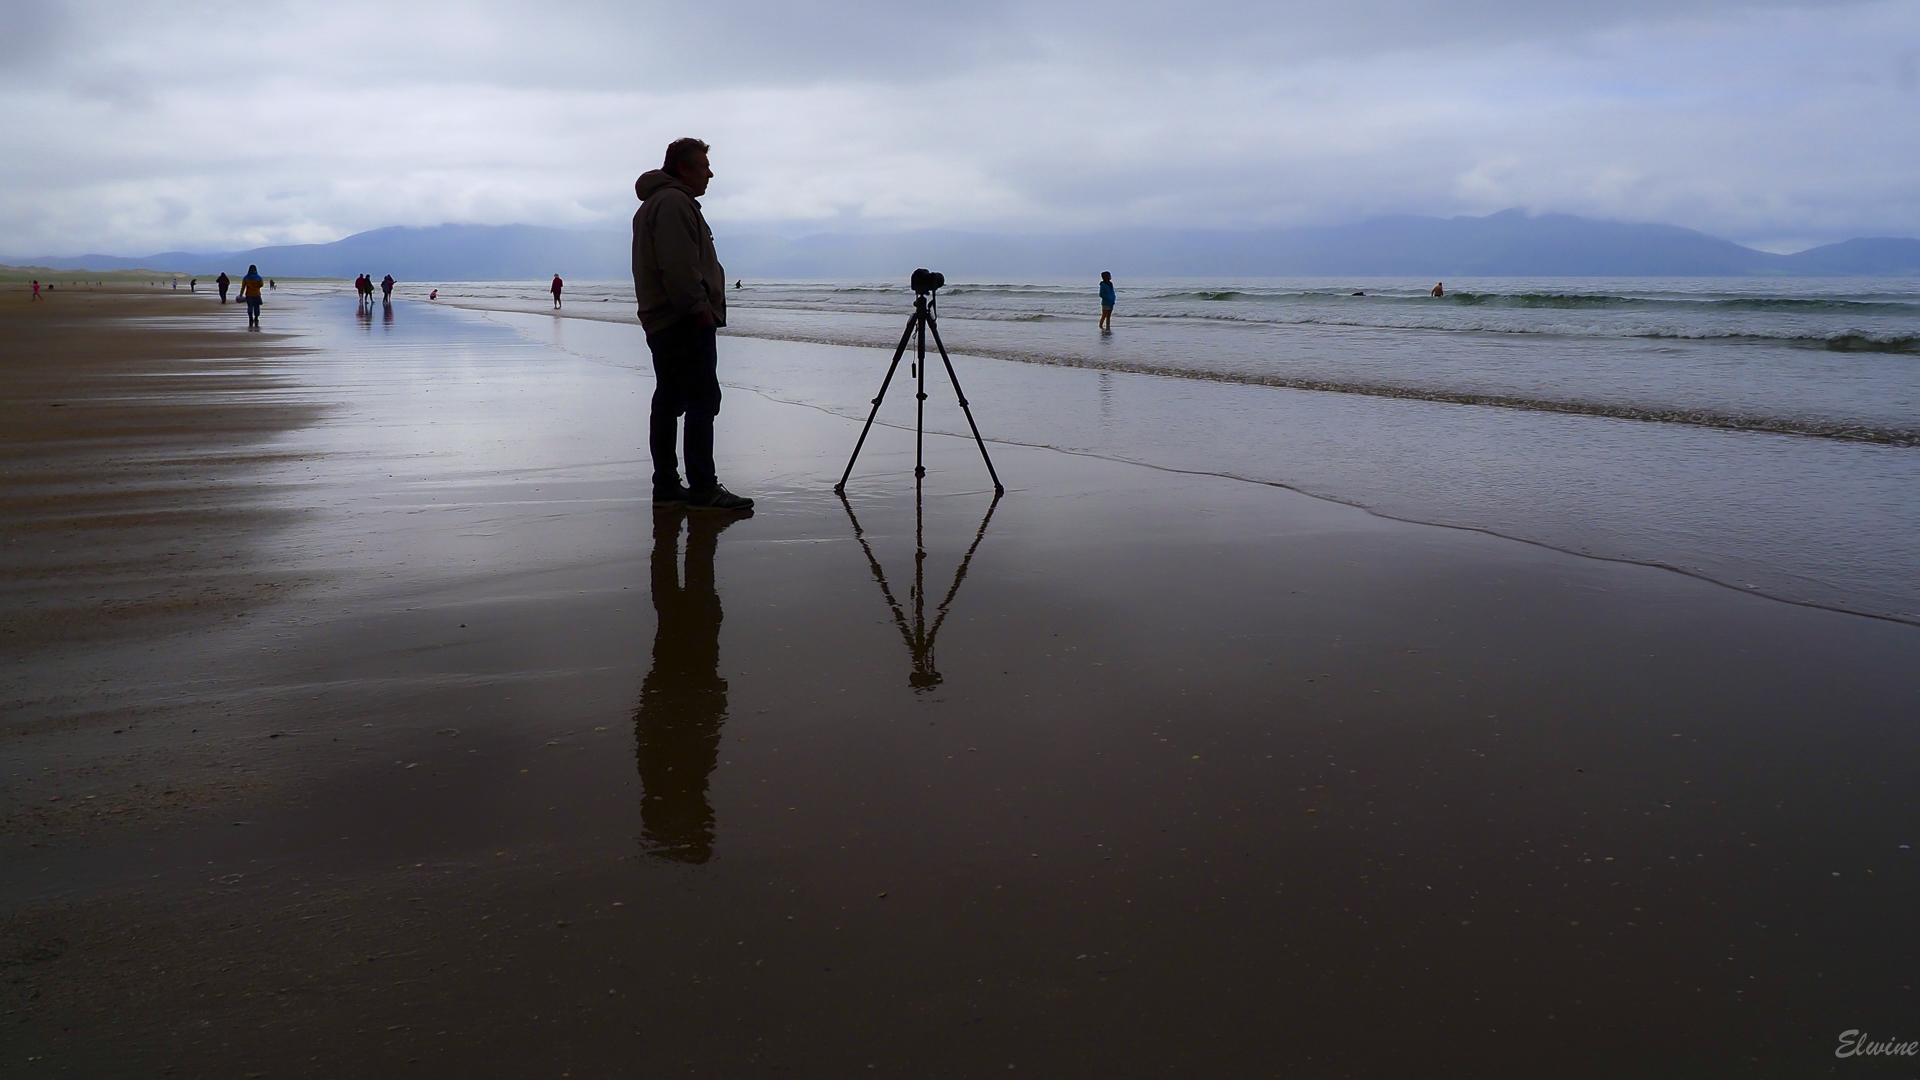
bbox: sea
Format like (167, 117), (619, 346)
(382, 276), (1920, 623)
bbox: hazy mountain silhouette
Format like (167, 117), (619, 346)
(10, 225), (627, 281)
(13, 211), (1920, 279)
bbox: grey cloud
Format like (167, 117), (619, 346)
(12, 0), (1882, 90)
(1, 0), (1915, 256)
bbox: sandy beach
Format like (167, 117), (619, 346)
(5, 287), (1918, 1076)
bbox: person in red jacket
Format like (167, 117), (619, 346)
(551, 274), (563, 309)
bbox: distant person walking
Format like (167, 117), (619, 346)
(216, 271), (231, 303)
(634, 137), (752, 513)
(239, 264), (265, 328)
(269, 279), (276, 290)
(551, 274), (564, 308)
(1098, 271), (1116, 332)
(190, 278), (197, 293)
(1431, 282), (1444, 297)
(381, 274), (395, 302)
(30, 280), (41, 300)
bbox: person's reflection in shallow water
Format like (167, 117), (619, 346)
(634, 504), (746, 863)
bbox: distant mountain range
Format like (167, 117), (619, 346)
(12, 211), (1920, 279)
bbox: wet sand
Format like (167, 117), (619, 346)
(4, 292), (1918, 1077)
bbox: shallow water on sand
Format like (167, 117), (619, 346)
(464, 303), (1920, 625)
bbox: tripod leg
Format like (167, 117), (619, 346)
(914, 309), (928, 480)
(834, 312), (920, 493)
(926, 316), (1006, 495)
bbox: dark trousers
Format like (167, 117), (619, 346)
(646, 318), (721, 491)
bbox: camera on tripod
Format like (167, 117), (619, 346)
(833, 268), (1004, 495)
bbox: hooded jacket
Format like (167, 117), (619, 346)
(633, 170), (726, 334)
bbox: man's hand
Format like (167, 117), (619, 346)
(696, 310), (717, 328)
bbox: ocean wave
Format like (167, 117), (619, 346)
(1632, 331), (1920, 352)
(1819, 334), (1920, 353)
(726, 325), (1920, 447)
(1445, 291), (1640, 308)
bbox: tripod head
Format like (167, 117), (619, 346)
(910, 268), (945, 296)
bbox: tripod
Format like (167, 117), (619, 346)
(834, 284), (1005, 495)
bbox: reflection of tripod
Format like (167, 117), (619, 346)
(839, 487), (1000, 691)
(835, 284), (1005, 495)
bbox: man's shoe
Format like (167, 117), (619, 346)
(688, 484), (754, 512)
(652, 483), (690, 505)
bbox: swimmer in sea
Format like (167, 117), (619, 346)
(1431, 282), (1444, 297)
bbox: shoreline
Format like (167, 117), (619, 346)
(460, 299), (1920, 622)
(422, 283), (1920, 446)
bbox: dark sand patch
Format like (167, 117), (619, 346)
(2, 289), (324, 842)
(1, 289), (321, 649)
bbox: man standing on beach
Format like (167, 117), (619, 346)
(1099, 271), (1116, 332)
(633, 137), (752, 512)
(216, 272), (230, 303)
(551, 274), (564, 309)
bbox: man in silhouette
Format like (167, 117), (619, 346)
(381, 274), (395, 302)
(634, 504), (742, 863)
(551, 273), (564, 308)
(216, 271), (230, 303)
(1099, 271), (1116, 332)
(633, 137), (753, 512)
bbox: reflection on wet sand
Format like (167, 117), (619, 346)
(634, 505), (745, 863)
(840, 487), (1000, 691)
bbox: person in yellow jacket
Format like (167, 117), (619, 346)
(239, 265), (265, 328)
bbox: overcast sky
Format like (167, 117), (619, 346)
(3, 0), (1916, 255)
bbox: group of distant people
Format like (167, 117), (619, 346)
(355, 273), (396, 306)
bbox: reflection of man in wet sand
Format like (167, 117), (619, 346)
(634, 504), (746, 863)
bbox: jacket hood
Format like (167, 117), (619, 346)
(635, 169), (693, 202)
